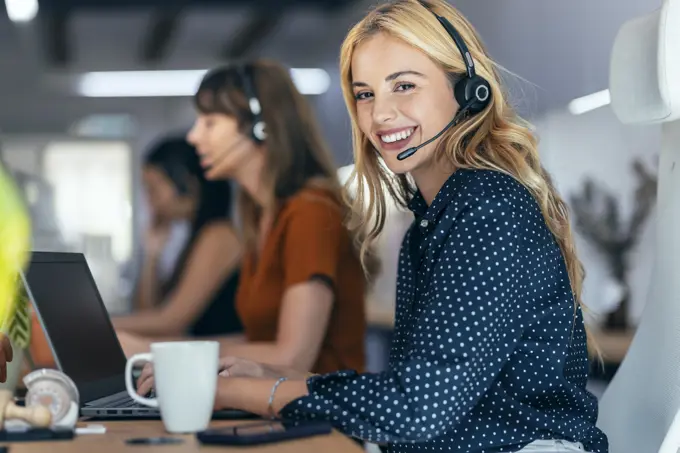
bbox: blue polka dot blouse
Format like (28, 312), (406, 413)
(280, 169), (609, 453)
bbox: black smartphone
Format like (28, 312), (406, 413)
(196, 420), (333, 446)
(0, 428), (74, 442)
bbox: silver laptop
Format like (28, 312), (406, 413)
(20, 251), (251, 420)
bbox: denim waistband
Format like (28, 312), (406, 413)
(518, 439), (586, 452)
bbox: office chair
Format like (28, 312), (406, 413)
(596, 1), (680, 452)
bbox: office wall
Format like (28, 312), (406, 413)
(535, 106), (661, 326)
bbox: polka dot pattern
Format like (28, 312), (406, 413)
(280, 169), (609, 453)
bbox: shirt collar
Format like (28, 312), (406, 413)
(407, 169), (468, 223)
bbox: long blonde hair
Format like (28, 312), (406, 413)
(340, 0), (598, 354)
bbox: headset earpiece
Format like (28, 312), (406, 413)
(252, 121), (266, 143)
(396, 9), (493, 162)
(239, 64), (267, 144)
(433, 12), (492, 115)
(454, 75), (491, 114)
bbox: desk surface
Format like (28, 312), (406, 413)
(0, 420), (365, 453)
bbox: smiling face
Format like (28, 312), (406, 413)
(351, 32), (459, 176)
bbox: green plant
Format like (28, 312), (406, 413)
(6, 285), (31, 351)
(569, 158), (658, 330)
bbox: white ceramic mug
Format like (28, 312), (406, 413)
(124, 341), (219, 433)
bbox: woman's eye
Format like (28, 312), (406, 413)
(395, 83), (415, 92)
(354, 91), (373, 101)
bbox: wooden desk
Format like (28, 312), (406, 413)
(591, 328), (635, 364)
(0, 420), (364, 452)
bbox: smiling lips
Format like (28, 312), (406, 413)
(376, 126), (417, 151)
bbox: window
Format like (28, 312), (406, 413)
(1, 137), (134, 311)
(42, 141), (132, 262)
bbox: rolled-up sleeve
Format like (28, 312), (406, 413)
(281, 196), (343, 290)
(280, 194), (535, 444)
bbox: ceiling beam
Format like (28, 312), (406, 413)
(42, 11), (70, 66)
(220, 11), (282, 61)
(140, 6), (184, 63)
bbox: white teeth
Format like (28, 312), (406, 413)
(380, 128), (414, 144)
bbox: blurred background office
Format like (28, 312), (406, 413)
(0, 0), (666, 395)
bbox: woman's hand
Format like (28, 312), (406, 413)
(145, 216), (171, 257)
(135, 356), (314, 397)
(135, 356), (269, 397)
(135, 361), (155, 396)
(213, 374), (311, 415)
(218, 356), (314, 380)
(217, 356), (275, 378)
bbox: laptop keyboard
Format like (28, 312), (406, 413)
(111, 398), (144, 408)
(106, 394), (151, 409)
(87, 388), (157, 411)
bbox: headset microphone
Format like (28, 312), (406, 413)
(203, 137), (250, 174)
(396, 102), (472, 161)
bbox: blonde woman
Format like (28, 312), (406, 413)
(146, 1), (608, 452)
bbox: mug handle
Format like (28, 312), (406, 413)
(124, 353), (158, 408)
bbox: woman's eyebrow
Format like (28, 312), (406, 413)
(352, 70), (427, 88)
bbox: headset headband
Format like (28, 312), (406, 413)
(236, 63), (266, 142)
(434, 14), (476, 80)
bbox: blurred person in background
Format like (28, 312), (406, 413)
(136, 59), (372, 385)
(115, 136), (242, 354)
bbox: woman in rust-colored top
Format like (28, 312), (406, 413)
(235, 186), (366, 374)
(184, 59), (369, 375)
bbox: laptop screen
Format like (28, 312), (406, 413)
(22, 252), (128, 403)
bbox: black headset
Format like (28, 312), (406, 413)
(429, 8), (491, 114)
(395, 4), (492, 161)
(236, 63), (267, 144)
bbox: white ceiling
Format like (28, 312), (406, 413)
(0, 0), (665, 137)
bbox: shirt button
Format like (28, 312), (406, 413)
(420, 219), (429, 228)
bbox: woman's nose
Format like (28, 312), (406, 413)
(372, 95), (398, 125)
